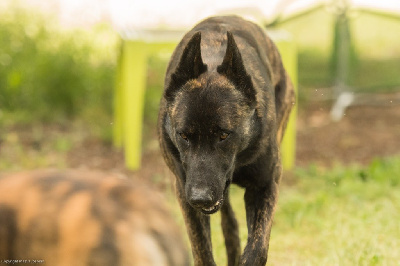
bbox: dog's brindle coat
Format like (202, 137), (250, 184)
(158, 16), (295, 265)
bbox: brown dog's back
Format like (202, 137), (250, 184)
(0, 170), (189, 266)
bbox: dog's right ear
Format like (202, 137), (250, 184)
(165, 32), (207, 101)
(217, 32), (256, 104)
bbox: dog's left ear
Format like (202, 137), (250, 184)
(217, 32), (256, 104)
(275, 71), (296, 143)
(165, 32), (207, 101)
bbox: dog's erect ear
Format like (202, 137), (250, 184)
(165, 32), (207, 101)
(275, 71), (296, 143)
(217, 31), (256, 103)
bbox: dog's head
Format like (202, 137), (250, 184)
(163, 32), (258, 214)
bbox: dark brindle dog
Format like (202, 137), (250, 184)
(0, 170), (189, 266)
(158, 16), (295, 265)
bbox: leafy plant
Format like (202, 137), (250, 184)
(0, 4), (118, 128)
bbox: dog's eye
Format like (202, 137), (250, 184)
(220, 132), (229, 141)
(179, 133), (188, 142)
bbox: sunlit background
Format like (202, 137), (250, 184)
(1, 0), (399, 265)
(12, 0), (400, 27)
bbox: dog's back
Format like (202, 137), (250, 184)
(0, 170), (189, 266)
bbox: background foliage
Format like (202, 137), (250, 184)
(0, 4), (118, 134)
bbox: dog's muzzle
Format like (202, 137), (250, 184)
(188, 180), (231, 215)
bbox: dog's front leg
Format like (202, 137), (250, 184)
(221, 191), (241, 266)
(175, 182), (216, 266)
(240, 180), (279, 266)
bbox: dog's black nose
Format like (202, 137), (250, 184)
(188, 187), (213, 208)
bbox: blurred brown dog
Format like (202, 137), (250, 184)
(0, 169), (189, 266)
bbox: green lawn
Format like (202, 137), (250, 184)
(168, 156), (400, 265)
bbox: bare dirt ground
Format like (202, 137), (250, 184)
(296, 102), (400, 166)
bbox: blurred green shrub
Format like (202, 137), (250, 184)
(0, 4), (118, 125)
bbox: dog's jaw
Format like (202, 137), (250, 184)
(201, 198), (223, 214)
(199, 179), (231, 215)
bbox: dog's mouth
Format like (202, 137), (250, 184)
(201, 198), (223, 214)
(200, 180), (231, 215)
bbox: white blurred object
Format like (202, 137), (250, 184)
(108, 0), (320, 37)
(330, 91), (354, 121)
(10, 0), (400, 30)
